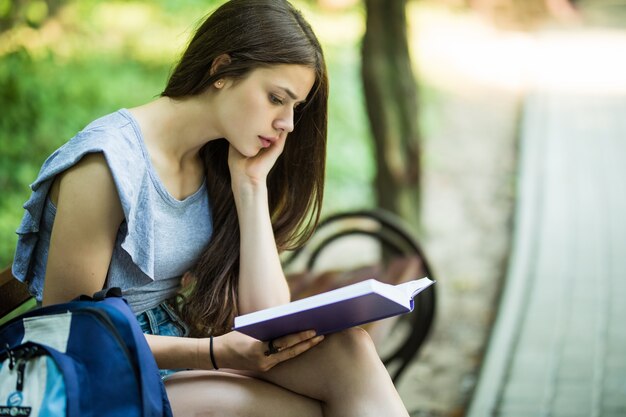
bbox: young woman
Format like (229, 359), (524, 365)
(13, 1), (410, 415)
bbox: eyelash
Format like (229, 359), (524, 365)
(270, 93), (304, 110)
(269, 94), (284, 105)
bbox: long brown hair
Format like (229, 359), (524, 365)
(162, 0), (328, 336)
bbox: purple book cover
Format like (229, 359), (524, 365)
(233, 278), (434, 341)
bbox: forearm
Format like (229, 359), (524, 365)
(146, 329), (323, 375)
(234, 182), (290, 314)
(146, 334), (213, 370)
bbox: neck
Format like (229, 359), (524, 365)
(129, 95), (221, 164)
(128, 95), (217, 199)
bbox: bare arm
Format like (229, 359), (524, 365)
(146, 330), (322, 372)
(43, 152), (124, 305)
(42, 151), (320, 371)
(233, 180), (290, 312)
(228, 141), (291, 314)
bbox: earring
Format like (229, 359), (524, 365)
(215, 80), (224, 88)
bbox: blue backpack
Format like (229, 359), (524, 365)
(0, 288), (173, 417)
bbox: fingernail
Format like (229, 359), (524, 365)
(314, 335), (324, 342)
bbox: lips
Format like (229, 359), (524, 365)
(259, 135), (278, 148)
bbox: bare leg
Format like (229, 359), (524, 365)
(252, 327), (409, 417)
(164, 328), (409, 417)
(165, 371), (323, 417)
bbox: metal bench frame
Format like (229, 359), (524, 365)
(283, 209), (437, 383)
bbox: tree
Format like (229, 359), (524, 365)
(0, 0), (65, 33)
(361, 0), (422, 229)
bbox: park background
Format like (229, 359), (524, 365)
(1, 1), (625, 416)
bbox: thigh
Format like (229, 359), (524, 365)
(255, 328), (382, 399)
(247, 328), (409, 417)
(164, 370), (323, 417)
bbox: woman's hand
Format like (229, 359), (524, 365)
(213, 330), (324, 372)
(227, 137), (286, 190)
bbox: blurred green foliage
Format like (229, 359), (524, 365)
(0, 0), (374, 267)
(0, 49), (170, 266)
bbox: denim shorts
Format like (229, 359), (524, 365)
(136, 300), (190, 379)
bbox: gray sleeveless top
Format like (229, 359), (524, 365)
(12, 109), (213, 313)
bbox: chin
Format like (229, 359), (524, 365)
(243, 148), (262, 158)
(230, 142), (260, 158)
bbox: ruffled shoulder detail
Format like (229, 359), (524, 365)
(13, 110), (157, 282)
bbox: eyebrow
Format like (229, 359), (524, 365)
(278, 86), (306, 103)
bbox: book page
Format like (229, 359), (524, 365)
(396, 277), (434, 299)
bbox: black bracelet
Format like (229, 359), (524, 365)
(209, 335), (219, 370)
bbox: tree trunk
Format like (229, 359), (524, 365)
(361, 0), (422, 229)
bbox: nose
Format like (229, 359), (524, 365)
(274, 107), (294, 134)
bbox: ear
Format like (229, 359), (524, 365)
(210, 54), (232, 77)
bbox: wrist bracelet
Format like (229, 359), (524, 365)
(209, 335), (219, 370)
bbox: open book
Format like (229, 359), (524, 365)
(233, 277), (435, 341)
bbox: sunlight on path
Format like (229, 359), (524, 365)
(402, 4), (626, 416)
(410, 5), (626, 95)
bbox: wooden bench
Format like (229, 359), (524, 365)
(0, 264), (35, 325)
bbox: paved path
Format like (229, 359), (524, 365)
(467, 64), (626, 417)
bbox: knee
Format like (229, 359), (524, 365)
(321, 327), (379, 364)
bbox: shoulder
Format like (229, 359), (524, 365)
(49, 152), (124, 249)
(34, 110), (149, 202)
(34, 111), (142, 180)
(51, 152), (120, 208)
(66, 110), (145, 166)
(61, 151), (114, 178)
(14, 111), (156, 285)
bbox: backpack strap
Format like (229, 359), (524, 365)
(75, 287), (123, 302)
